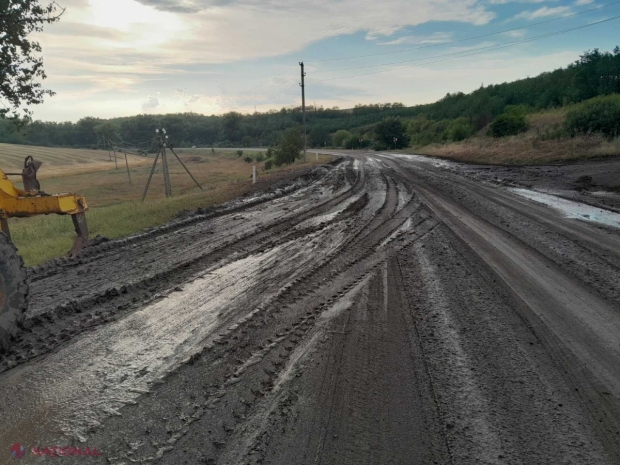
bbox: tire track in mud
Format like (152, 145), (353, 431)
(0, 159), (422, 442)
(221, 257), (451, 465)
(397, 226), (614, 464)
(27, 160), (346, 282)
(378, 154), (620, 462)
(380, 154), (620, 307)
(86, 220), (439, 465)
(36, 161), (439, 464)
(0, 161), (362, 372)
(4, 153), (616, 465)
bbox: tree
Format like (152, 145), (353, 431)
(220, 112), (242, 141)
(74, 117), (101, 146)
(447, 117), (474, 142)
(274, 127), (303, 166)
(309, 126), (330, 147)
(0, 1), (63, 119)
(332, 129), (352, 147)
(344, 136), (370, 149)
(565, 94), (620, 137)
(374, 117), (409, 149)
(488, 113), (529, 138)
(94, 121), (120, 144)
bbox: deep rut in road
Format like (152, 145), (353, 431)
(0, 154), (619, 465)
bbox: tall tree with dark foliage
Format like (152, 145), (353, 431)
(0, 0), (63, 120)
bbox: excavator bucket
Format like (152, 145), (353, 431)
(21, 156), (42, 193)
(70, 212), (89, 258)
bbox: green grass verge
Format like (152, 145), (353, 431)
(10, 190), (238, 266)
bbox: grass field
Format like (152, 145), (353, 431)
(407, 109), (620, 165)
(0, 146), (333, 265)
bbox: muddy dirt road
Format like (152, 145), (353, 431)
(1, 152), (620, 464)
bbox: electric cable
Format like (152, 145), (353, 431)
(306, 0), (620, 63)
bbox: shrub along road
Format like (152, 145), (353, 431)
(0, 153), (619, 464)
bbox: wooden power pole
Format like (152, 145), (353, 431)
(300, 62), (307, 161)
(142, 128), (203, 201)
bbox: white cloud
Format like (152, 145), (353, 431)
(173, 88), (203, 105)
(32, 48), (583, 121)
(42, 0), (494, 66)
(377, 32), (454, 46)
(512, 6), (571, 20)
(574, 0), (594, 5)
(486, 0), (548, 3)
(28, 0), (501, 119)
(29, 0), (592, 121)
(142, 95), (160, 110)
(503, 30), (526, 38)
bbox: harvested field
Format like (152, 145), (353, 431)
(0, 143), (150, 179)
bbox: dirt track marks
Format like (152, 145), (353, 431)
(2, 153), (619, 465)
(48, 159), (437, 464)
(2, 162), (359, 372)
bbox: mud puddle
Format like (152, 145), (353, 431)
(510, 188), (620, 229)
(0, 241), (320, 448)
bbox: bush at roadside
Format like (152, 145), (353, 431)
(488, 113), (529, 138)
(273, 127), (303, 166)
(565, 94), (620, 138)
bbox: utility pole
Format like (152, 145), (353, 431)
(161, 136), (172, 197)
(124, 149), (131, 183)
(142, 128), (202, 201)
(112, 142), (118, 170)
(300, 62), (307, 161)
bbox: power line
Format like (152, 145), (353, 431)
(230, 76), (298, 112)
(305, 0), (620, 63)
(231, 76), (301, 114)
(254, 81), (301, 106)
(239, 3), (620, 111)
(307, 14), (620, 83)
(215, 65), (298, 113)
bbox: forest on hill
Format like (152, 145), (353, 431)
(0, 47), (618, 151)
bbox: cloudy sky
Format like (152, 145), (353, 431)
(27, 0), (620, 121)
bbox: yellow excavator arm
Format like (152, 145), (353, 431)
(0, 156), (89, 352)
(0, 157), (89, 256)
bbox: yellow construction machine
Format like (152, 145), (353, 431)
(0, 156), (89, 351)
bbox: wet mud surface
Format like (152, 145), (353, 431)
(1, 153), (619, 465)
(451, 156), (620, 212)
